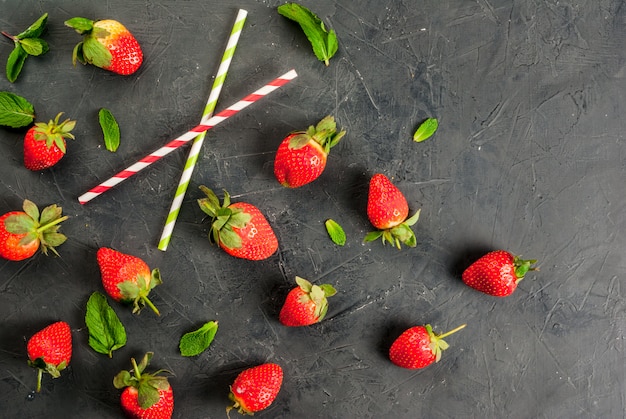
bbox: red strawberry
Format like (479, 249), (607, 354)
(273, 115), (345, 188)
(197, 186), (278, 261)
(389, 324), (466, 369)
(27, 321), (72, 392)
(227, 363), (283, 416)
(96, 247), (162, 315)
(24, 113), (76, 171)
(114, 352), (174, 419)
(0, 199), (68, 261)
(279, 276), (337, 327)
(462, 250), (537, 297)
(364, 173), (421, 249)
(65, 17), (143, 75)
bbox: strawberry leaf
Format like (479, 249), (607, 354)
(288, 133), (311, 149)
(325, 219), (346, 246)
(6, 45), (28, 82)
(0, 91), (35, 127)
(413, 118), (438, 142)
(39, 204), (62, 225)
(81, 37), (112, 68)
(137, 384), (160, 410)
(179, 320), (218, 357)
(363, 230), (383, 243)
(16, 13), (48, 39)
(319, 284), (337, 297)
(218, 227), (242, 249)
(22, 199), (39, 221)
(98, 108), (121, 152)
(278, 3), (339, 66)
(64, 17), (95, 33)
(85, 292), (127, 357)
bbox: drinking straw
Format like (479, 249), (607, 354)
(158, 9), (247, 251)
(78, 69), (298, 205)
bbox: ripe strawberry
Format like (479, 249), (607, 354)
(0, 199), (67, 261)
(273, 115), (345, 188)
(96, 247), (162, 315)
(197, 186), (278, 261)
(462, 250), (537, 297)
(114, 352), (174, 419)
(279, 276), (337, 327)
(24, 113), (76, 171)
(27, 321), (72, 392)
(227, 363), (283, 416)
(389, 324), (466, 369)
(364, 173), (421, 249)
(65, 17), (143, 75)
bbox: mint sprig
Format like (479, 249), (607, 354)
(0, 92), (35, 128)
(413, 118), (438, 142)
(98, 108), (121, 152)
(278, 3), (338, 66)
(85, 292), (127, 357)
(325, 219), (346, 246)
(179, 321), (218, 357)
(2, 13), (49, 82)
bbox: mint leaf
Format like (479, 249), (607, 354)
(278, 3), (338, 66)
(6, 45), (28, 83)
(98, 108), (121, 152)
(0, 91), (35, 127)
(325, 219), (346, 246)
(19, 38), (49, 56)
(179, 321), (218, 357)
(16, 13), (48, 39)
(413, 118), (438, 142)
(85, 292), (127, 357)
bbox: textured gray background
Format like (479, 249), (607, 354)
(0, 0), (624, 418)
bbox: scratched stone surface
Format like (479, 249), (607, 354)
(0, 0), (624, 418)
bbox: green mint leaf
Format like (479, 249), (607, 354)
(325, 219), (346, 246)
(278, 3), (338, 66)
(19, 37), (49, 56)
(413, 118), (438, 142)
(16, 13), (48, 39)
(0, 91), (35, 127)
(179, 321), (218, 357)
(6, 45), (28, 83)
(98, 108), (121, 152)
(85, 292), (127, 357)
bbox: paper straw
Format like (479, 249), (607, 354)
(78, 69), (297, 205)
(157, 9), (247, 251)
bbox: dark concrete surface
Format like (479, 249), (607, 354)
(1, 0), (625, 418)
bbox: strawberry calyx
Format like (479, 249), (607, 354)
(65, 17), (112, 68)
(427, 323), (466, 363)
(288, 115), (345, 154)
(4, 199), (68, 256)
(32, 113), (76, 153)
(364, 208), (421, 249)
(513, 255), (538, 282)
(198, 185), (251, 251)
(28, 357), (68, 392)
(117, 268), (162, 315)
(295, 276), (337, 322)
(114, 352), (171, 410)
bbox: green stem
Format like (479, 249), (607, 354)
(142, 296), (160, 316)
(131, 357), (141, 379)
(1, 31), (16, 42)
(438, 324), (467, 339)
(35, 369), (43, 392)
(36, 215), (68, 233)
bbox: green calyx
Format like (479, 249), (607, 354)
(288, 115), (345, 154)
(426, 324), (466, 363)
(117, 269), (162, 315)
(114, 352), (171, 410)
(28, 356), (68, 392)
(4, 199), (68, 256)
(197, 185), (251, 250)
(295, 276), (337, 322)
(513, 256), (538, 281)
(64, 17), (112, 68)
(363, 209), (421, 249)
(33, 112), (76, 153)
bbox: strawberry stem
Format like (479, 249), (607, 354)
(142, 296), (160, 316)
(35, 215), (68, 233)
(35, 369), (43, 392)
(437, 324), (467, 339)
(131, 357), (141, 379)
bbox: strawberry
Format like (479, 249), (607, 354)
(65, 17), (143, 75)
(96, 247), (162, 315)
(0, 199), (67, 261)
(273, 115), (345, 188)
(227, 363), (283, 416)
(27, 321), (72, 392)
(389, 324), (466, 369)
(279, 276), (337, 327)
(197, 186), (278, 261)
(23, 113), (76, 171)
(364, 173), (421, 249)
(114, 352), (174, 419)
(462, 250), (538, 297)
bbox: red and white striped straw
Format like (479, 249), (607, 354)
(78, 69), (297, 205)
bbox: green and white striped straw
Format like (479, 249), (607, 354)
(158, 9), (247, 251)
